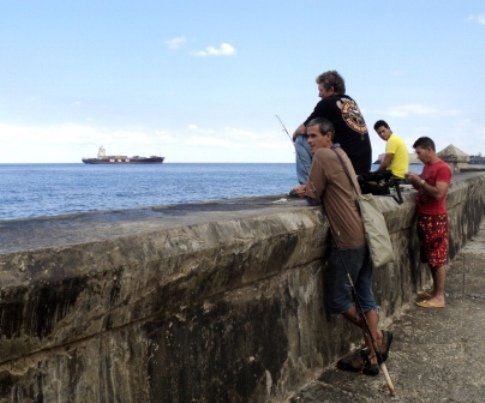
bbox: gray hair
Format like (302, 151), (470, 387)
(315, 70), (346, 94)
(306, 118), (335, 140)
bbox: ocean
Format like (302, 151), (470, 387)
(0, 163), (297, 221)
(0, 163), (422, 221)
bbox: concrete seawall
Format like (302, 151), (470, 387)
(0, 172), (484, 402)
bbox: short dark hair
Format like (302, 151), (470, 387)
(374, 120), (390, 131)
(413, 136), (435, 151)
(315, 70), (346, 94)
(307, 118), (335, 140)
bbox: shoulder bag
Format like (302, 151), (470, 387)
(333, 149), (394, 268)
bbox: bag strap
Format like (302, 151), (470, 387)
(332, 147), (359, 199)
(336, 151), (404, 205)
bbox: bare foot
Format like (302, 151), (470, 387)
(416, 298), (445, 308)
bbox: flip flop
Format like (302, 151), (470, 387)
(336, 347), (368, 372)
(415, 299), (445, 308)
(363, 361), (379, 376)
(417, 289), (433, 299)
(379, 331), (393, 363)
(338, 348), (380, 376)
(360, 348), (380, 376)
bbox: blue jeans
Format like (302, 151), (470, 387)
(294, 135), (312, 185)
(324, 245), (377, 316)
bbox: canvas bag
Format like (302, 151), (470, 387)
(333, 150), (394, 268)
(355, 193), (394, 267)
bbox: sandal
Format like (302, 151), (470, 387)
(417, 289), (433, 300)
(336, 347), (368, 372)
(416, 299), (445, 308)
(379, 330), (394, 363)
(337, 330), (393, 374)
(363, 364), (379, 376)
(362, 352), (379, 376)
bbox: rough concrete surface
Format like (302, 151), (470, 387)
(290, 221), (485, 403)
(0, 173), (483, 402)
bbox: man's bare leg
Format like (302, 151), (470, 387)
(343, 306), (382, 365)
(428, 265), (446, 305)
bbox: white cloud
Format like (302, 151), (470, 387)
(192, 42), (236, 57)
(165, 36), (187, 50)
(0, 122), (294, 163)
(387, 104), (437, 117)
(184, 125), (290, 152)
(444, 109), (462, 117)
(0, 123), (176, 163)
(187, 124), (216, 135)
(442, 118), (485, 155)
(186, 124), (251, 148)
(223, 126), (262, 142)
(187, 135), (235, 148)
(386, 104), (461, 118)
(466, 14), (485, 25)
(155, 130), (177, 144)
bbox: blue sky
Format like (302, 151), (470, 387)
(1, 0), (484, 163)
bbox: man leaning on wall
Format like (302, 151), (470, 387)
(292, 117), (392, 376)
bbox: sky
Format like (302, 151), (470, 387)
(1, 0), (485, 163)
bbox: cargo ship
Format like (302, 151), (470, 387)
(82, 146), (165, 164)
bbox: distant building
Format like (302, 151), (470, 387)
(469, 153), (485, 165)
(437, 144), (469, 173)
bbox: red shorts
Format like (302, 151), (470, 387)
(417, 213), (449, 270)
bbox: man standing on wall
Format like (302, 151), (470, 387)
(292, 70), (372, 185)
(405, 137), (452, 308)
(373, 120), (409, 179)
(293, 117), (392, 375)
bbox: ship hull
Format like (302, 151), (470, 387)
(82, 157), (165, 164)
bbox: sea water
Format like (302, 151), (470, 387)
(0, 163), (422, 221)
(0, 163), (296, 220)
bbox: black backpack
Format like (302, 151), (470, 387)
(358, 171), (404, 204)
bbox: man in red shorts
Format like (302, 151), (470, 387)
(405, 137), (452, 308)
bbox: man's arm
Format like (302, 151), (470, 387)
(291, 151), (327, 199)
(378, 153), (394, 171)
(405, 172), (450, 200)
(305, 151), (327, 199)
(293, 98), (328, 140)
(292, 123), (306, 141)
(431, 181), (450, 199)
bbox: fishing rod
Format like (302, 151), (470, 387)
(276, 114), (313, 186)
(329, 147), (396, 395)
(346, 272), (396, 396)
(275, 114), (294, 143)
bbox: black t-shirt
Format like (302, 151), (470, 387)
(304, 94), (372, 175)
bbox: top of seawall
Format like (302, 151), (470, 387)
(0, 196), (310, 254)
(1, 171), (484, 255)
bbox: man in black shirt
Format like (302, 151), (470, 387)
(292, 70), (372, 184)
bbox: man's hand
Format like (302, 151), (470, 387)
(405, 172), (424, 189)
(405, 172), (449, 199)
(292, 184), (307, 198)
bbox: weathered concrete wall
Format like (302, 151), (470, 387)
(0, 173), (484, 403)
